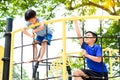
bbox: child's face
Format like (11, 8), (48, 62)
(28, 16), (37, 24)
(84, 33), (96, 44)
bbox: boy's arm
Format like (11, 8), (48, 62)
(22, 26), (35, 38)
(32, 21), (44, 33)
(74, 20), (83, 45)
(82, 49), (102, 63)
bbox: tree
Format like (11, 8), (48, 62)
(60, 0), (120, 15)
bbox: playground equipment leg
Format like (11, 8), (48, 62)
(2, 18), (13, 80)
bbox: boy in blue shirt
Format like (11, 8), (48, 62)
(73, 20), (108, 80)
(22, 9), (52, 62)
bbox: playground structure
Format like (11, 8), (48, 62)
(0, 45), (4, 79)
(1, 15), (120, 80)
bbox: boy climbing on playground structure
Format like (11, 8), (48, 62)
(22, 9), (53, 62)
(73, 20), (108, 80)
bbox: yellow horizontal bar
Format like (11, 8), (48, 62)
(45, 15), (120, 24)
(67, 52), (82, 55)
(103, 48), (118, 52)
(111, 59), (119, 62)
(12, 23), (40, 34)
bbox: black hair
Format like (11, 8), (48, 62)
(25, 9), (36, 21)
(85, 31), (97, 43)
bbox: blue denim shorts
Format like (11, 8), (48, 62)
(35, 34), (52, 45)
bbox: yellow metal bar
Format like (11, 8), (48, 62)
(103, 48), (118, 52)
(56, 64), (59, 80)
(12, 23), (40, 34)
(111, 49), (119, 53)
(67, 52), (82, 55)
(109, 50), (112, 77)
(45, 15), (120, 24)
(62, 21), (67, 80)
(0, 45), (4, 80)
(9, 32), (15, 80)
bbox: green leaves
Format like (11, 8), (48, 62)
(100, 21), (120, 49)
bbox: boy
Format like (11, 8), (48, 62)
(73, 20), (108, 80)
(22, 9), (52, 62)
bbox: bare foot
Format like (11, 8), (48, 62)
(28, 58), (38, 63)
(33, 57), (38, 61)
(38, 58), (42, 62)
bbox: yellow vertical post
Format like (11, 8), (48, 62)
(62, 21), (67, 80)
(109, 49), (112, 78)
(56, 63), (58, 80)
(0, 45), (4, 80)
(9, 32), (15, 80)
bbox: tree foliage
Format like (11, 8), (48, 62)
(60, 0), (120, 15)
(99, 21), (120, 49)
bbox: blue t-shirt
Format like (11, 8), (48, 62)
(81, 42), (108, 73)
(26, 18), (53, 36)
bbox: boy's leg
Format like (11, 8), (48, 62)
(38, 41), (47, 62)
(73, 69), (89, 80)
(33, 41), (38, 60)
(80, 69), (107, 80)
(37, 34), (52, 62)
